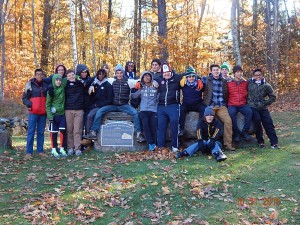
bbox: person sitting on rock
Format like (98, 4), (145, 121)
(179, 66), (205, 136)
(84, 64), (144, 142)
(175, 106), (227, 162)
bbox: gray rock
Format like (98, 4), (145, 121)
(0, 130), (12, 149)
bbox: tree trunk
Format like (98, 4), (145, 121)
(82, 2), (96, 75)
(104, 0), (112, 55)
(79, 1), (86, 63)
(157, 0), (168, 62)
(231, 0), (242, 65)
(133, 0), (138, 63)
(68, 0), (78, 69)
(0, 0), (8, 102)
(251, 0), (258, 65)
(265, 0), (279, 88)
(31, 0), (38, 67)
(40, 0), (53, 71)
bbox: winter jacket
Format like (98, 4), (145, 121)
(46, 74), (67, 120)
(227, 78), (248, 106)
(112, 78), (131, 106)
(155, 72), (181, 105)
(202, 74), (228, 106)
(131, 72), (159, 112)
(89, 78), (113, 109)
(196, 117), (223, 141)
(64, 80), (85, 110)
(247, 78), (276, 110)
(22, 78), (48, 115)
(181, 76), (204, 105)
(150, 70), (162, 80)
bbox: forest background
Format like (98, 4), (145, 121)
(0, 0), (299, 103)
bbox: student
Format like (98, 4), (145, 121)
(132, 71), (159, 151)
(150, 59), (162, 79)
(202, 64), (235, 151)
(155, 62), (181, 152)
(179, 66), (205, 136)
(46, 74), (68, 158)
(247, 68), (280, 148)
(85, 69), (113, 132)
(220, 63), (233, 81)
(175, 106), (227, 162)
(85, 64), (143, 142)
(64, 70), (85, 156)
(22, 69), (48, 160)
(227, 65), (252, 142)
(125, 61), (139, 79)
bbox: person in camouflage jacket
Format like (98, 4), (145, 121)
(247, 68), (280, 149)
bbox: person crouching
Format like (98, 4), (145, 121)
(175, 106), (227, 162)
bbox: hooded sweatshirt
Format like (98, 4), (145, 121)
(46, 74), (67, 120)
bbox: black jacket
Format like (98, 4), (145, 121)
(196, 117), (223, 141)
(89, 80), (113, 109)
(112, 78), (131, 106)
(64, 80), (85, 110)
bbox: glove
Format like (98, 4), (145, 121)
(180, 76), (186, 87)
(197, 79), (204, 90)
(152, 80), (159, 88)
(88, 86), (95, 95)
(48, 85), (54, 97)
(24, 81), (32, 93)
(207, 138), (216, 150)
(134, 81), (141, 89)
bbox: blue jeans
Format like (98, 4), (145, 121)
(90, 104), (141, 132)
(228, 105), (252, 134)
(26, 113), (47, 154)
(185, 140), (222, 156)
(157, 104), (179, 148)
(251, 107), (278, 145)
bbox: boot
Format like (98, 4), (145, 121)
(175, 150), (189, 159)
(213, 151), (227, 162)
(233, 132), (241, 142)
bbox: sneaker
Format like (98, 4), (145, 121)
(136, 132), (146, 143)
(60, 148), (67, 157)
(271, 144), (280, 149)
(225, 145), (236, 151)
(75, 150), (82, 156)
(68, 148), (74, 156)
(259, 143), (266, 148)
(172, 146), (179, 153)
(175, 150), (188, 159)
(213, 151), (228, 162)
(241, 131), (252, 141)
(84, 130), (97, 140)
(51, 148), (60, 158)
(148, 144), (156, 151)
(24, 154), (32, 161)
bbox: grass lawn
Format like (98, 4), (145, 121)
(0, 111), (299, 224)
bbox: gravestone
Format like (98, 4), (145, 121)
(93, 112), (146, 152)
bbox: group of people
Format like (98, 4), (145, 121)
(22, 59), (280, 162)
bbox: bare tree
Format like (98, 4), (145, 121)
(0, 0), (8, 102)
(157, 0), (168, 62)
(40, 0), (54, 71)
(231, 0), (242, 65)
(133, 0), (142, 72)
(82, 1), (96, 74)
(68, 0), (78, 69)
(265, 0), (279, 87)
(78, 0), (86, 63)
(31, 0), (38, 67)
(104, 0), (112, 55)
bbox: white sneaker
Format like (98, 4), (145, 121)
(75, 150), (82, 156)
(172, 146), (179, 153)
(68, 148), (74, 156)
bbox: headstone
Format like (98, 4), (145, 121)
(101, 121), (134, 146)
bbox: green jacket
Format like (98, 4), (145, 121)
(247, 78), (276, 110)
(46, 74), (67, 120)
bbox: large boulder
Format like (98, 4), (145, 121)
(0, 130), (12, 149)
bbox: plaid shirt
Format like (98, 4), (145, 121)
(211, 75), (225, 107)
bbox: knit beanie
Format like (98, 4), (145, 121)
(203, 106), (215, 117)
(185, 66), (196, 77)
(162, 62), (171, 73)
(220, 64), (230, 71)
(114, 64), (125, 74)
